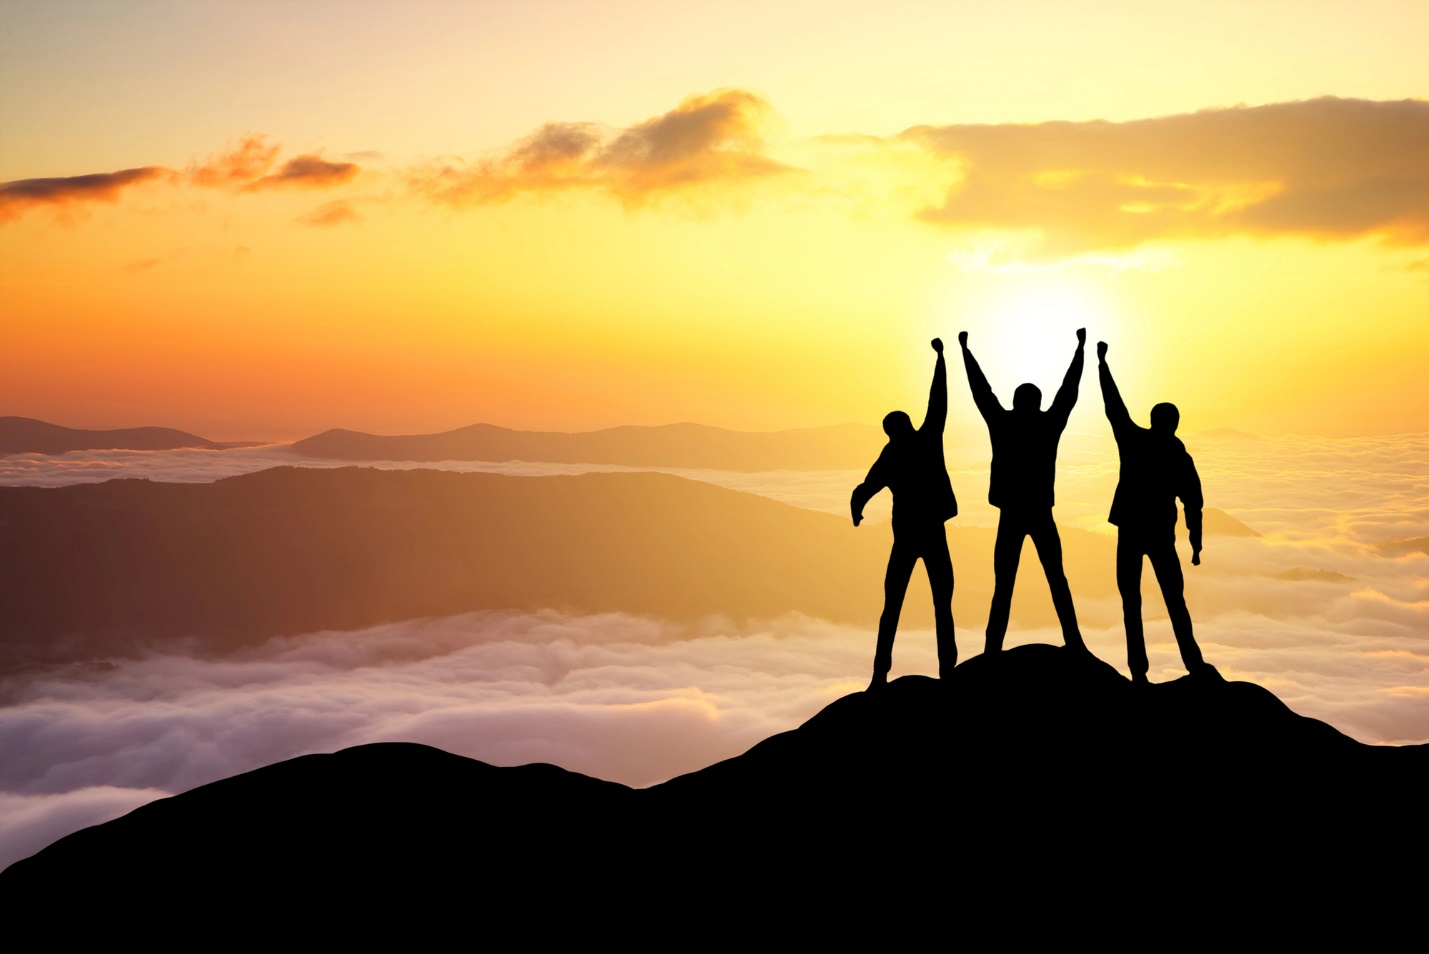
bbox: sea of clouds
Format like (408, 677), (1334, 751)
(2, 431), (1425, 869)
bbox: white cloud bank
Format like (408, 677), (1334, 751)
(4, 431), (1423, 539)
(2, 432), (1425, 870)
(3, 598), (1425, 871)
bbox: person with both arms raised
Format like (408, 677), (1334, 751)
(1096, 339), (1217, 683)
(958, 327), (1088, 656)
(850, 338), (959, 691)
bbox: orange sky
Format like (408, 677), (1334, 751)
(1, 0), (1426, 440)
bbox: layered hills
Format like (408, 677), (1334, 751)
(0, 466), (1128, 675)
(290, 420), (883, 470)
(4, 645), (1418, 920)
(0, 416), (235, 455)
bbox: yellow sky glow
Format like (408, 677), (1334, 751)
(0, 0), (1426, 440)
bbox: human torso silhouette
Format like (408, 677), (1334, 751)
(981, 407), (1071, 512)
(854, 345), (957, 536)
(962, 337), (1083, 513)
(1107, 425), (1200, 539)
(1098, 356), (1202, 542)
(865, 427), (958, 534)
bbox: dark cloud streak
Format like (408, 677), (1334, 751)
(0, 135), (362, 226)
(244, 155), (360, 191)
(0, 167), (170, 222)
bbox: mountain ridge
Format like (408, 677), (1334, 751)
(3, 643), (1418, 925)
(0, 416), (235, 455)
(290, 420), (884, 470)
(0, 466), (1131, 676)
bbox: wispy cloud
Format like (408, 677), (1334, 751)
(187, 134), (280, 187)
(414, 88), (793, 206)
(297, 199), (362, 227)
(244, 155), (359, 192)
(3, 95), (1425, 251)
(904, 97), (1429, 259)
(0, 167), (170, 223)
(0, 135), (362, 225)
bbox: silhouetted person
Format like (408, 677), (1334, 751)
(851, 338), (958, 689)
(959, 328), (1086, 654)
(1097, 341), (1215, 683)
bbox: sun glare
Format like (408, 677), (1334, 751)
(974, 282), (1108, 392)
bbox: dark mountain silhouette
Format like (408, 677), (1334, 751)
(4, 645), (1418, 923)
(1376, 535), (1429, 557)
(290, 420), (883, 470)
(0, 467), (1137, 676)
(1203, 506), (1260, 537)
(0, 416), (252, 455)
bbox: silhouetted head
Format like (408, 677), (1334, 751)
(883, 411), (915, 441)
(1013, 383), (1042, 412)
(1151, 402), (1180, 434)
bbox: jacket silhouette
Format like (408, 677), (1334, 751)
(960, 329), (1086, 653)
(1098, 341), (1214, 682)
(851, 339), (958, 687)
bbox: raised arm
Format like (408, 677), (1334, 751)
(850, 450), (890, 527)
(1181, 452), (1204, 565)
(1097, 341), (1133, 435)
(958, 331), (1002, 423)
(1049, 328), (1086, 424)
(922, 338), (947, 434)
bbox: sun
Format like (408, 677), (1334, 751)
(966, 280), (1112, 396)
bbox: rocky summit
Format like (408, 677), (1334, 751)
(5, 644), (1420, 930)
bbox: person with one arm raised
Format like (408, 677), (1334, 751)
(850, 338), (959, 690)
(1097, 340), (1217, 683)
(959, 328), (1087, 655)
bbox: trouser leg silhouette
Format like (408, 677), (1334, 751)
(874, 528), (956, 679)
(1028, 515), (1084, 650)
(1149, 543), (1204, 671)
(874, 538), (918, 678)
(987, 510), (1082, 653)
(923, 527), (957, 677)
(1116, 534), (1148, 677)
(985, 517), (1025, 653)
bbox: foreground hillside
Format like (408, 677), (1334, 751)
(4, 645), (1418, 924)
(0, 467), (1120, 674)
(291, 420), (882, 469)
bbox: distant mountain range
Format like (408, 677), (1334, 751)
(1376, 536), (1429, 557)
(0, 416), (262, 455)
(2, 416), (885, 470)
(290, 421), (883, 470)
(4, 644), (1417, 924)
(0, 467), (1139, 675)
